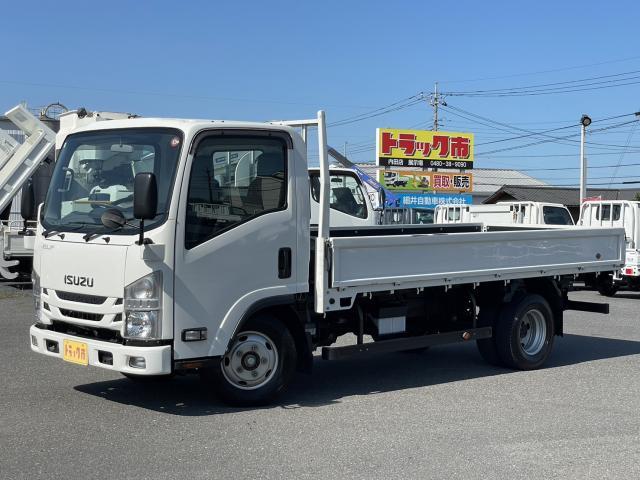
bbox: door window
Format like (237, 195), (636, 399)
(185, 136), (287, 249)
(310, 172), (367, 219)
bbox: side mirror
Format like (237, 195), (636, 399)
(21, 180), (36, 221)
(134, 172), (158, 220)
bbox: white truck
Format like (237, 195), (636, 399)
(309, 167), (377, 227)
(29, 111), (624, 406)
(0, 105), (57, 279)
(435, 201), (575, 226)
(383, 171), (411, 188)
(579, 200), (640, 296)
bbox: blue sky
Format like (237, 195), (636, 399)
(2, 0), (640, 186)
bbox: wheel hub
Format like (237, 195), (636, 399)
(519, 309), (546, 357)
(221, 331), (278, 390)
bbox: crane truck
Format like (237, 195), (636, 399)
(29, 111), (624, 406)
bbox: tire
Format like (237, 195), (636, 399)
(476, 306), (503, 366)
(204, 315), (296, 407)
(596, 272), (618, 297)
(495, 294), (555, 370)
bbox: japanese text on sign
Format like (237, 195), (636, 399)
(394, 193), (472, 209)
(376, 128), (474, 169)
(378, 170), (473, 193)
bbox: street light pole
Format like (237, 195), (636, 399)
(579, 114), (591, 204)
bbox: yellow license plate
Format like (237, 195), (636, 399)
(62, 339), (89, 366)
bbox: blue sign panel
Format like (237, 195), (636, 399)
(393, 193), (472, 209)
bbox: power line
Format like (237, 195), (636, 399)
(445, 104), (640, 150)
(327, 94), (425, 127)
(476, 180), (640, 187)
(443, 69), (640, 95)
(438, 55), (640, 85)
(442, 69), (640, 97)
(519, 161), (640, 172)
(607, 121), (639, 187)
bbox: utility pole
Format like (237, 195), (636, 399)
(343, 141), (347, 157)
(579, 114), (592, 204)
(431, 82), (439, 131)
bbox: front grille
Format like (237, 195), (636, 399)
(47, 321), (123, 344)
(59, 309), (103, 322)
(55, 290), (107, 305)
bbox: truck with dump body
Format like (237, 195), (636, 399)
(29, 111), (624, 405)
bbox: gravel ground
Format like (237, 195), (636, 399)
(1, 287), (639, 479)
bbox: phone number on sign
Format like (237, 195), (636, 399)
(428, 160), (471, 168)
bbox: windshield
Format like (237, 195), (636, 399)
(42, 128), (182, 234)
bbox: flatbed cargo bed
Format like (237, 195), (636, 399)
(318, 224), (625, 311)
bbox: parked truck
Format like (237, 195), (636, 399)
(383, 171), (411, 188)
(579, 200), (640, 296)
(435, 201), (575, 226)
(29, 111), (624, 406)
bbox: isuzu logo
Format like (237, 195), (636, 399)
(64, 275), (94, 288)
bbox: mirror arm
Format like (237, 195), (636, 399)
(137, 219), (144, 245)
(135, 219), (153, 245)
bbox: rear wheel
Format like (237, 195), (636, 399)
(596, 272), (618, 297)
(495, 294), (554, 370)
(203, 315), (296, 406)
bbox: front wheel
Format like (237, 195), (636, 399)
(203, 315), (296, 406)
(495, 294), (555, 370)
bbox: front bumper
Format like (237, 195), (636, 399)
(29, 324), (172, 375)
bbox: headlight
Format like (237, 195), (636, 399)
(32, 270), (41, 321)
(125, 311), (160, 338)
(123, 271), (162, 340)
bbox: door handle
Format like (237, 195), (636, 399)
(278, 248), (292, 279)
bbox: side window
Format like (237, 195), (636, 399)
(613, 204), (621, 220)
(543, 206), (573, 225)
(310, 172), (367, 219)
(185, 136), (287, 249)
(594, 204), (620, 221)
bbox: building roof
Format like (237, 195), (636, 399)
(484, 185), (640, 206)
(470, 168), (546, 194)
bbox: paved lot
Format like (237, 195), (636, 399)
(1, 287), (639, 479)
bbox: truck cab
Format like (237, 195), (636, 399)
(309, 167), (376, 227)
(31, 118), (311, 377)
(579, 200), (640, 295)
(435, 201), (574, 226)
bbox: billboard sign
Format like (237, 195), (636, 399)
(378, 170), (472, 192)
(376, 128), (474, 169)
(393, 193), (472, 209)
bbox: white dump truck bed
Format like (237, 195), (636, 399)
(317, 224), (625, 311)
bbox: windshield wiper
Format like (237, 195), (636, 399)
(82, 209), (134, 243)
(43, 222), (94, 239)
(83, 226), (122, 242)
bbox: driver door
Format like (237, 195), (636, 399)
(173, 131), (299, 360)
